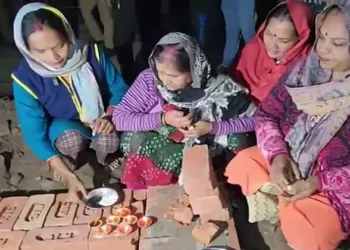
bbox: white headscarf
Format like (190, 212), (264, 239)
(14, 3), (104, 123)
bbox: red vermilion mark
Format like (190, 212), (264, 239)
(34, 21), (44, 31)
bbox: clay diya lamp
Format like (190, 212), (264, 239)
(137, 216), (153, 228)
(123, 215), (138, 225)
(89, 218), (103, 229)
(106, 215), (122, 226)
(98, 224), (113, 236)
(113, 207), (131, 217)
(115, 223), (133, 236)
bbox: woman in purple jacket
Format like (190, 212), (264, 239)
(113, 32), (256, 190)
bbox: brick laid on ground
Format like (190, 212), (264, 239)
(74, 202), (102, 225)
(0, 231), (26, 250)
(21, 225), (90, 250)
(0, 197), (27, 232)
(44, 193), (78, 227)
(133, 189), (147, 201)
(13, 194), (54, 231)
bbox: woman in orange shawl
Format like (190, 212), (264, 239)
(230, 0), (314, 103)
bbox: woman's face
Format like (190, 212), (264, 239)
(263, 17), (298, 60)
(155, 59), (192, 91)
(316, 11), (350, 72)
(27, 26), (69, 69)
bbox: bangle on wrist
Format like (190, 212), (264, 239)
(161, 112), (167, 126)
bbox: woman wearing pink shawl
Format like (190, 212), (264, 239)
(226, 3), (350, 250)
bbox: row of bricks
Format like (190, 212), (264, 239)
(1, 201), (144, 250)
(1, 185), (187, 250)
(0, 189), (147, 232)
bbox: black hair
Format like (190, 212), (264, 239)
(267, 4), (297, 36)
(320, 5), (342, 22)
(152, 44), (191, 73)
(21, 8), (69, 48)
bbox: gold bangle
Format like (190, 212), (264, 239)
(161, 113), (167, 126)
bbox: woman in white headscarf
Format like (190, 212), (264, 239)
(12, 3), (128, 200)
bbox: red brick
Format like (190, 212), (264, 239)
(0, 231), (26, 250)
(133, 189), (147, 201)
(74, 202), (102, 225)
(13, 194), (54, 230)
(102, 204), (122, 218)
(173, 207), (193, 225)
(192, 222), (219, 245)
(122, 189), (133, 207)
(182, 145), (218, 197)
(0, 197), (28, 232)
(21, 225), (89, 250)
(190, 194), (224, 215)
(45, 193), (78, 227)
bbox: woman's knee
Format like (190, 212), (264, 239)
(55, 130), (88, 157)
(280, 200), (347, 250)
(91, 132), (119, 154)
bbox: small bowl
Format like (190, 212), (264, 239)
(98, 224), (113, 235)
(106, 215), (122, 226)
(89, 218), (103, 229)
(137, 216), (153, 228)
(85, 187), (120, 208)
(115, 223), (133, 236)
(113, 207), (131, 217)
(123, 215), (138, 225)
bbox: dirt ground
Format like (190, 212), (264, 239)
(0, 97), (110, 195)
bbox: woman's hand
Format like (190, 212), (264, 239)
(270, 154), (301, 193)
(179, 121), (213, 138)
(49, 156), (88, 202)
(281, 176), (320, 202)
(67, 175), (88, 202)
(164, 110), (193, 128)
(92, 117), (114, 136)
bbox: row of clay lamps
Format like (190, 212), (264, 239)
(89, 207), (153, 237)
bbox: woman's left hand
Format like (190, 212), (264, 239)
(179, 121), (213, 138)
(92, 117), (114, 136)
(281, 176), (320, 202)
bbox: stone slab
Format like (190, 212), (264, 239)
(139, 237), (204, 250)
(146, 185), (185, 203)
(143, 186), (185, 239)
